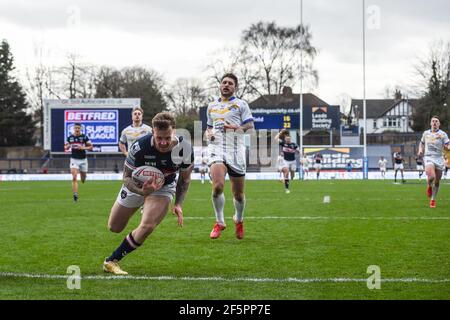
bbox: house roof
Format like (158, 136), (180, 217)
(249, 92), (330, 108)
(351, 98), (418, 118)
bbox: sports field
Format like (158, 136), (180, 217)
(0, 179), (449, 300)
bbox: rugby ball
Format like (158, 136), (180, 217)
(132, 166), (165, 188)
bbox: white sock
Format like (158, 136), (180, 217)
(432, 185), (439, 200)
(212, 193), (225, 225)
(233, 197), (246, 223)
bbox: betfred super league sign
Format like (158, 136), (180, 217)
(43, 98), (140, 153)
(64, 110), (119, 145)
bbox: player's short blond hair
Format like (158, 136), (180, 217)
(132, 107), (144, 115)
(152, 112), (176, 130)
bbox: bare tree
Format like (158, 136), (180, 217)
(95, 65), (167, 121)
(241, 21), (318, 96)
(205, 21), (318, 101)
(414, 40), (450, 98)
(58, 54), (96, 99)
(411, 40), (450, 131)
(166, 78), (208, 116)
(204, 46), (261, 101)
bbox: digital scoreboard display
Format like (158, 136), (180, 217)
(249, 106), (340, 130)
(43, 99), (141, 154)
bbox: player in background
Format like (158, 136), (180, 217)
(300, 154), (310, 180)
(274, 129), (299, 193)
(393, 152), (406, 183)
(346, 161), (353, 172)
(205, 73), (254, 240)
(277, 153), (284, 182)
(103, 112), (194, 275)
(415, 156), (424, 179)
(64, 123), (93, 202)
(314, 153), (323, 180)
(119, 107), (152, 157)
(199, 154), (209, 184)
(418, 116), (450, 208)
(377, 156), (387, 179)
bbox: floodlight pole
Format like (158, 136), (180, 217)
(299, 0), (304, 155)
(362, 0), (368, 179)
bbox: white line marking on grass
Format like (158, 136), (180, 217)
(188, 198), (450, 202)
(0, 272), (449, 284)
(183, 216), (450, 221)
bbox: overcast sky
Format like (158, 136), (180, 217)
(1, 0), (449, 105)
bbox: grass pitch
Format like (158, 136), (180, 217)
(0, 179), (449, 299)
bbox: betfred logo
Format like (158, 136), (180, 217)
(65, 110), (117, 121)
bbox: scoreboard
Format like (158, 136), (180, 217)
(43, 99), (141, 154)
(250, 106), (339, 130)
(252, 113), (300, 130)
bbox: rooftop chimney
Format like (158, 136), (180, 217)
(282, 86), (293, 97)
(394, 89), (402, 102)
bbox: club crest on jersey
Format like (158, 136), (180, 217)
(130, 143), (141, 155)
(229, 104), (239, 112)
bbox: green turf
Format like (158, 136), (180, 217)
(0, 179), (449, 299)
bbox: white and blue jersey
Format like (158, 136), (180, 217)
(421, 129), (450, 170)
(206, 96), (253, 175)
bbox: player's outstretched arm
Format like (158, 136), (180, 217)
(418, 141), (425, 156)
(173, 164), (194, 227)
(274, 129), (286, 142)
(119, 142), (128, 157)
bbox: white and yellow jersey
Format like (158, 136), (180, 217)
(378, 159), (387, 169)
(206, 96), (253, 174)
(301, 157), (310, 168)
(420, 129), (450, 158)
(206, 96), (253, 141)
(120, 124), (152, 151)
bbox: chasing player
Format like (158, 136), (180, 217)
(314, 153), (323, 180)
(205, 73), (254, 240)
(103, 112), (194, 275)
(378, 156), (387, 179)
(274, 129), (299, 193)
(300, 154), (310, 180)
(418, 116), (450, 208)
(119, 107), (152, 157)
(277, 153), (284, 182)
(393, 152), (406, 183)
(199, 154), (209, 184)
(64, 123), (93, 202)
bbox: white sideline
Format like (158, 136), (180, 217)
(183, 216), (450, 220)
(0, 272), (449, 284)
